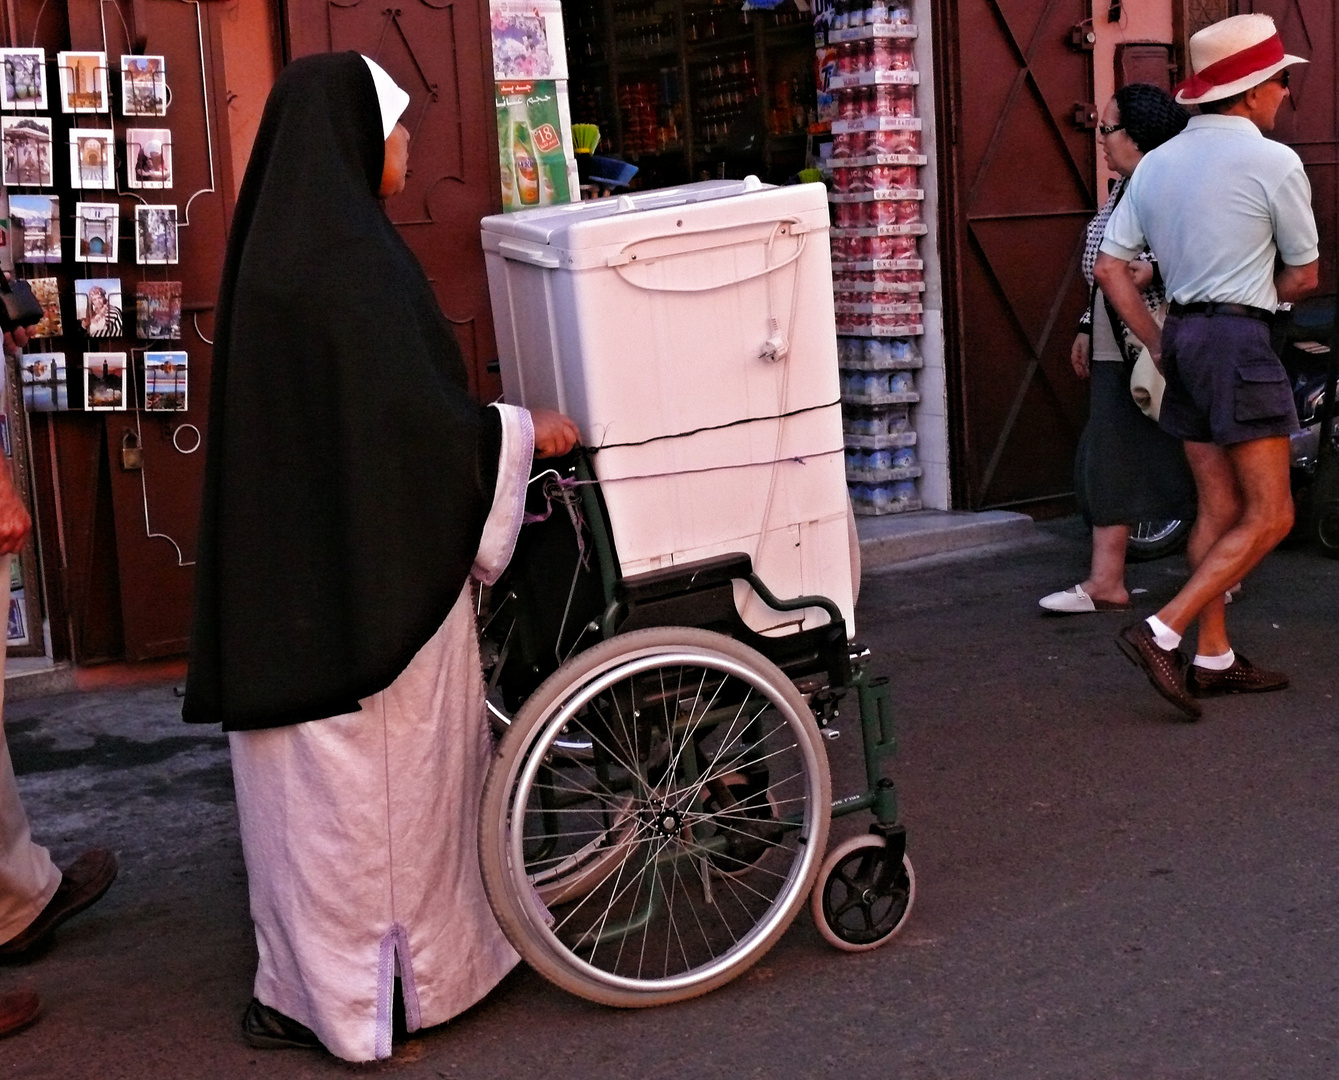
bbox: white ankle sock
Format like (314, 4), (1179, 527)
(1193, 649), (1235, 671)
(1146, 616), (1181, 651)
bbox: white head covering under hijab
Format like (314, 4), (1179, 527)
(361, 55), (410, 138)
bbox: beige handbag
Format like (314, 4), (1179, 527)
(1128, 302), (1168, 420)
(1130, 347), (1165, 421)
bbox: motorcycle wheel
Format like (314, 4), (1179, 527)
(1125, 518), (1193, 562)
(1311, 451), (1339, 560)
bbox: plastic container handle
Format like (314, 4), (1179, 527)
(609, 228), (807, 293)
(496, 240), (561, 269)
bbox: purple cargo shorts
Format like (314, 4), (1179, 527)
(1158, 311), (1299, 446)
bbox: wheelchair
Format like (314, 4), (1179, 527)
(476, 448), (914, 1007)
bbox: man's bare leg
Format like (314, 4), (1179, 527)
(1157, 435), (1293, 645)
(1164, 441), (1241, 655)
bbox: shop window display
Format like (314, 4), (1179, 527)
(562, 0), (816, 188)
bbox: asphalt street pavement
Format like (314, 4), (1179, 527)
(2, 518), (1337, 1080)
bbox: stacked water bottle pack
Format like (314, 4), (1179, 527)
(839, 336), (923, 514)
(820, 0), (925, 513)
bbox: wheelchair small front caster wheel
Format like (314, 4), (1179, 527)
(811, 834), (915, 952)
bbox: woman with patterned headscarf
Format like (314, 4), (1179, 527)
(1040, 83), (1198, 614)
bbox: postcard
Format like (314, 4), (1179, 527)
(74, 277), (123, 337)
(121, 55), (167, 117)
(0, 49), (47, 111)
(9, 555), (20, 591)
(75, 201), (118, 263)
(144, 350), (187, 411)
(19, 351), (67, 410)
(7, 595), (26, 645)
(27, 277), (61, 337)
(136, 280), (181, 339)
(127, 127), (171, 189)
(135, 204), (177, 263)
(491, 1), (567, 81)
(69, 128), (115, 189)
(2, 115), (53, 186)
(84, 351), (127, 409)
(58, 51), (108, 113)
(10, 194), (60, 262)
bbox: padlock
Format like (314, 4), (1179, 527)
(121, 430), (143, 471)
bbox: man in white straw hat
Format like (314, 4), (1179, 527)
(1093, 13), (1318, 719)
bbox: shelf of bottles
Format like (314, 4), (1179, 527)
(819, 0), (924, 515)
(563, 0), (815, 182)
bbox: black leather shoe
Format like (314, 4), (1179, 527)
(1116, 622), (1201, 719)
(1187, 653), (1289, 697)
(0, 849), (118, 961)
(242, 998), (322, 1050)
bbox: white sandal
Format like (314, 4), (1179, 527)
(1039, 584), (1130, 614)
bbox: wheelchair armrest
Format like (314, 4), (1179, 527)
(618, 553), (755, 603)
(614, 553), (851, 688)
(617, 551), (844, 627)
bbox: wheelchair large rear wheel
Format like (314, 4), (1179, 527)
(479, 627), (832, 1007)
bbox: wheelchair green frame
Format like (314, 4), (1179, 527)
(498, 449), (906, 856)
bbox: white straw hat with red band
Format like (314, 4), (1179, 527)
(1174, 13), (1307, 106)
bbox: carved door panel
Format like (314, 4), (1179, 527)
(1242, 0), (1338, 292)
(284, 0), (505, 400)
(935, 0), (1096, 510)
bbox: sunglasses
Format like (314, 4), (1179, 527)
(1098, 122), (1124, 137)
(1271, 69), (1291, 90)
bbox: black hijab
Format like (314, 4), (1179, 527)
(183, 52), (500, 730)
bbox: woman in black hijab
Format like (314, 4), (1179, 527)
(184, 52), (577, 1061)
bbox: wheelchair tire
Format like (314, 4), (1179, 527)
(811, 834), (915, 952)
(479, 627), (832, 1008)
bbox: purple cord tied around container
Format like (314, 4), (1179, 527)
(524, 472), (593, 573)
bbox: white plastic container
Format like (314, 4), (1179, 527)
(481, 178), (854, 636)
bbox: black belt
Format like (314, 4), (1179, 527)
(1168, 301), (1274, 324)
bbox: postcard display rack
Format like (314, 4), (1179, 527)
(0, 49), (186, 424)
(819, 2), (924, 515)
(0, 49), (185, 651)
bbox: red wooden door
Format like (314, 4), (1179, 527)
(933, 0), (1097, 510)
(1244, 0), (1338, 293)
(284, 0), (505, 400)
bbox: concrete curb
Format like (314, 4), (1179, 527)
(857, 509), (1036, 571)
(5, 657), (186, 702)
(4, 661), (77, 702)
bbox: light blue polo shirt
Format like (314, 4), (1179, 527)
(1100, 114), (1319, 312)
